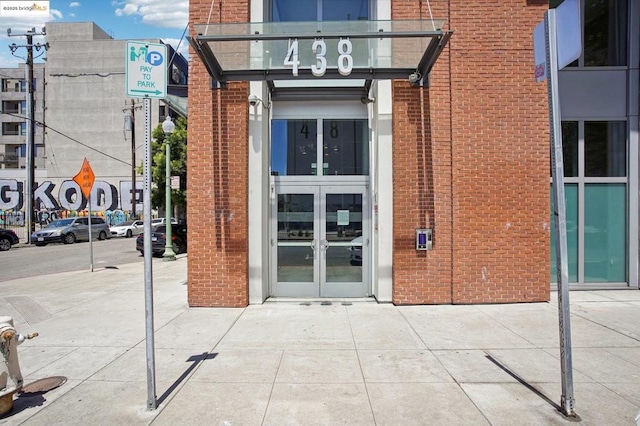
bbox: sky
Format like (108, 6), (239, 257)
(0, 0), (189, 68)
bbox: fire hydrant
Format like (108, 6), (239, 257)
(0, 316), (37, 415)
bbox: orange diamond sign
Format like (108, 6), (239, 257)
(73, 158), (95, 200)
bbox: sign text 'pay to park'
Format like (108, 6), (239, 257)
(126, 41), (167, 99)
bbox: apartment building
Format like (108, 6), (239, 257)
(184, 0), (638, 307)
(0, 22), (188, 225)
(0, 63), (45, 171)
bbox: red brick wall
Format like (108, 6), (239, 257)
(392, 0), (550, 304)
(188, 0), (249, 307)
(188, 0), (551, 306)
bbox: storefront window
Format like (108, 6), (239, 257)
(551, 121), (627, 285)
(322, 119), (368, 176)
(561, 121), (578, 177)
(271, 119), (369, 176)
(584, 121), (626, 177)
(271, 0), (369, 22)
(584, 184), (626, 282)
(551, 0), (627, 67)
(271, 119), (318, 176)
(583, 0), (627, 66)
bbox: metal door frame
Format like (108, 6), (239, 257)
(270, 181), (370, 297)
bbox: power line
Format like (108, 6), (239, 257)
(45, 123), (133, 166)
(1, 110), (131, 166)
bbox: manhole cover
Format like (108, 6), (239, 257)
(20, 376), (67, 395)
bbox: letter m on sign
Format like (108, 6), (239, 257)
(73, 158), (96, 200)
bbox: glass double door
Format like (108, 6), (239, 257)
(271, 183), (368, 297)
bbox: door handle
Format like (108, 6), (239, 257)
(321, 239), (329, 250)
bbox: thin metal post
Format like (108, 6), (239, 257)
(88, 197), (93, 272)
(163, 138), (176, 260)
(131, 99), (137, 218)
(545, 9), (575, 417)
(142, 97), (156, 410)
(162, 116), (176, 261)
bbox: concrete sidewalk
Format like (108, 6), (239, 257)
(1, 257), (639, 425)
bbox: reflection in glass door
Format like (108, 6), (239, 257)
(322, 187), (365, 297)
(273, 187), (318, 297)
(271, 184), (368, 297)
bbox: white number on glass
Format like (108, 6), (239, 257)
(284, 39), (300, 77)
(311, 39), (327, 77)
(283, 37), (355, 77)
(337, 38), (353, 76)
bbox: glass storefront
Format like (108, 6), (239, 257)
(551, 121), (628, 286)
(271, 119), (368, 176)
(556, 0), (628, 67)
(270, 116), (370, 298)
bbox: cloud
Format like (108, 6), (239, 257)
(0, 16), (49, 33)
(115, 0), (188, 29)
(0, 51), (23, 68)
(162, 37), (189, 60)
(69, 2), (80, 7)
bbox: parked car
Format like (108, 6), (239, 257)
(348, 236), (363, 265)
(110, 220), (144, 238)
(0, 228), (20, 251)
(151, 217), (178, 226)
(30, 217), (111, 246)
(136, 223), (187, 256)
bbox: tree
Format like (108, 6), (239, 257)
(149, 116), (187, 217)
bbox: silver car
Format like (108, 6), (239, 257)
(31, 217), (112, 246)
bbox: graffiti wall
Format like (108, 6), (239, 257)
(0, 178), (142, 226)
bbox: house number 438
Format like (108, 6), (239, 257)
(284, 38), (353, 77)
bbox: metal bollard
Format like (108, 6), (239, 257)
(0, 316), (37, 415)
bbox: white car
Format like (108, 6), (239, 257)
(110, 220), (144, 238)
(348, 236), (363, 265)
(151, 217), (178, 226)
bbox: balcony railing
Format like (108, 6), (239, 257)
(0, 154), (19, 168)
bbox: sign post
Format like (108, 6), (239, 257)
(72, 158), (96, 272)
(533, 0), (581, 417)
(126, 39), (168, 411)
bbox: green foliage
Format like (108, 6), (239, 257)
(149, 116), (187, 212)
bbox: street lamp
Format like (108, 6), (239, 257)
(162, 116), (176, 261)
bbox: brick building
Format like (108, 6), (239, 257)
(186, 0), (637, 306)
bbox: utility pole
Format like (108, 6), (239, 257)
(130, 99), (137, 218)
(125, 99), (142, 218)
(8, 27), (47, 241)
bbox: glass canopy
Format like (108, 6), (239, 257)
(188, 20), (452, 85)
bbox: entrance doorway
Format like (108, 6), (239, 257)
(269, 115), (370, 297)
(271, 183), (369, 297)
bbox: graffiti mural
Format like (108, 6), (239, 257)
(0, 178), (144, 226)
(0, 178), (141, 211)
